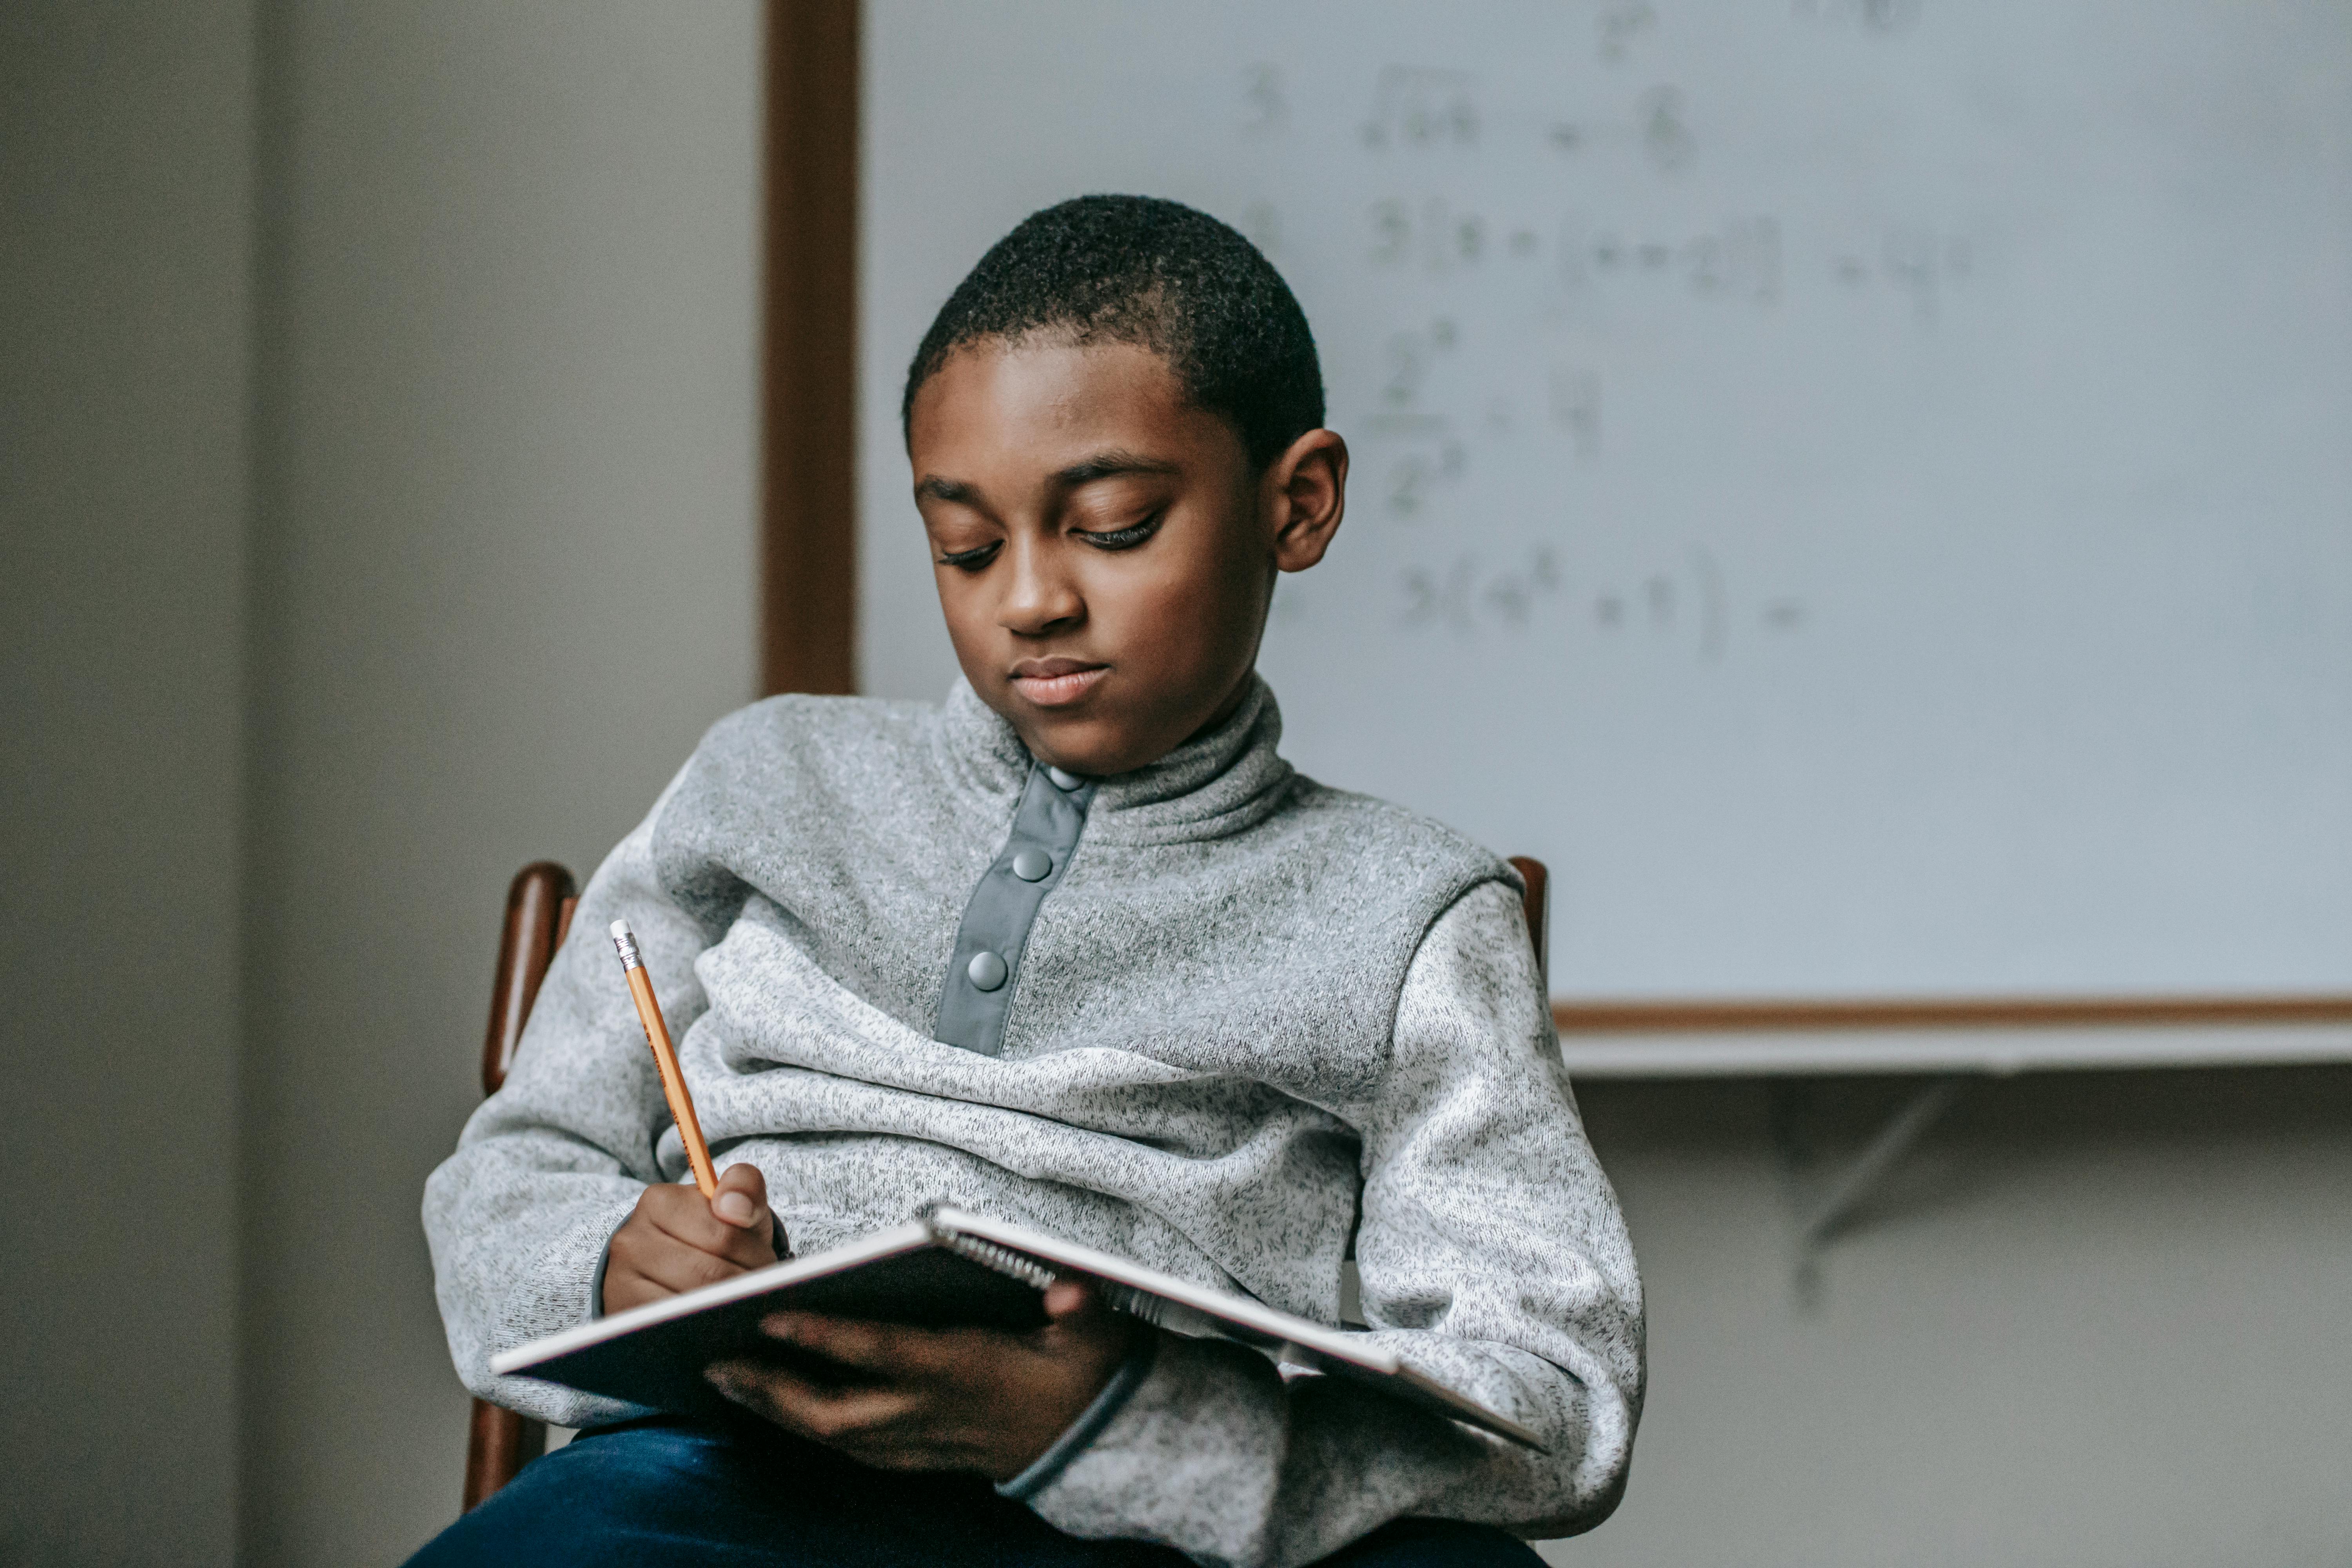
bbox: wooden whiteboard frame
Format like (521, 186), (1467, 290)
(760, 0), (860, 699)
(1554, 996), (2352, 1077)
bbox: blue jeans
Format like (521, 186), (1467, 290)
(407, 1417), (1545, 1567)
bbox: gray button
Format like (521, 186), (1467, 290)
(1046, 766), (1083, 790)
(966, 950), (1009, 991)
(1011, 848), (1052, 882)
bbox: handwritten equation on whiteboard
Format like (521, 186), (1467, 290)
(1233, 2), (1976, 652)
(1390, 546), (1808, 655)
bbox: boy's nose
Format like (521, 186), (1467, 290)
(998, 545), (1085, 635)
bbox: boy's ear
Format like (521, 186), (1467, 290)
(1264, 428), (1348, 573)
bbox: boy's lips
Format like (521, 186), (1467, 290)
(1008, 659), (1109, 707)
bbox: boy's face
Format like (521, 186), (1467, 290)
(907, 339), (1345, 777)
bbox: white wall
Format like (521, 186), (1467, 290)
(0, 3), (254, 1562)
(240, 3), (761, 1561)
(1551, 1070), (2352, 1568)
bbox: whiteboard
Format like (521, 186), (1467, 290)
(859, 0), (2352, 1000)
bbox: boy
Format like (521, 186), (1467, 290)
(414, 196), (1642, 1568)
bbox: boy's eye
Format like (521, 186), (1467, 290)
(1073, 514), (1163, 552)
(937, 541), (1002, 572)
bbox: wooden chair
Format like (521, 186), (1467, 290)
(461, 862), (577, 1511)
(457, 853), (1550, 1510)
(1511, 855), (1549, 989)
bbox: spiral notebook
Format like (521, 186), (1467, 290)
(490, 1205), (1543, 1450)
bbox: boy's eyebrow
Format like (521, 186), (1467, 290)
(913, 474), (979, 505)
(1051, 450), (1181, 487)
(913, 450), (1180, 507)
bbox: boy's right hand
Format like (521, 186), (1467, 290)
(602, 1163), (783, 1316)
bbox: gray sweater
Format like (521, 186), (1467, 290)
(423, 678), (1643, 1567)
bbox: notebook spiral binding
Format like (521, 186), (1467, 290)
(934, 1231), (1060, 1292)
(930, 1226), (1172, 1328)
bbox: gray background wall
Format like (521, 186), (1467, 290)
(4, 1), (759, 1564)
(3, 2), (254, 1561)
(1556, 1071), (2351, 1568)
(240, 2), (759, 1561)
(4, 5), (2346, 1567)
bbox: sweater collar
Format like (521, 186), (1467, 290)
(936, 675), (1297, 846)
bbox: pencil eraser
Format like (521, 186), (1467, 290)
(610, 919), (632, 940)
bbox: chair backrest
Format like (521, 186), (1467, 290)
(462, 863), (575, 1512)
(459, 852), (1550, 1510)
(1506, 855), (1549, 991)
(481, 861), (578, 1096)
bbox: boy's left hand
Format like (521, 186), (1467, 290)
(704, 1278), (1140, 1481)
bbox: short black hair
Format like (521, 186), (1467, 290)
(902, 194), (1325, 469)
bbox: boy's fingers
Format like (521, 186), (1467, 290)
(758, 1313), (957, 1378)
(613, 1243), (747, 1299)
(758, 1312), (893, 1369)
(710, 1163), (769, 1231)
(1041, 1279), (1098, 1323)
(642, 1186), (773, 1267)
(637, 1183), (724, 1242)
(708, 1361), (920, 1439)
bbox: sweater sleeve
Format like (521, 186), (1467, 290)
(421, 769), (729, 1428)
(1017, 877), (1646, 1567)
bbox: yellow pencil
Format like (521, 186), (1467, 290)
(608, 919), (719, 1200)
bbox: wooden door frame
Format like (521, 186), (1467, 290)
(762, 0), (860, 695)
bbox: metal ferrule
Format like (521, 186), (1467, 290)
(610, 929), (643, 971)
